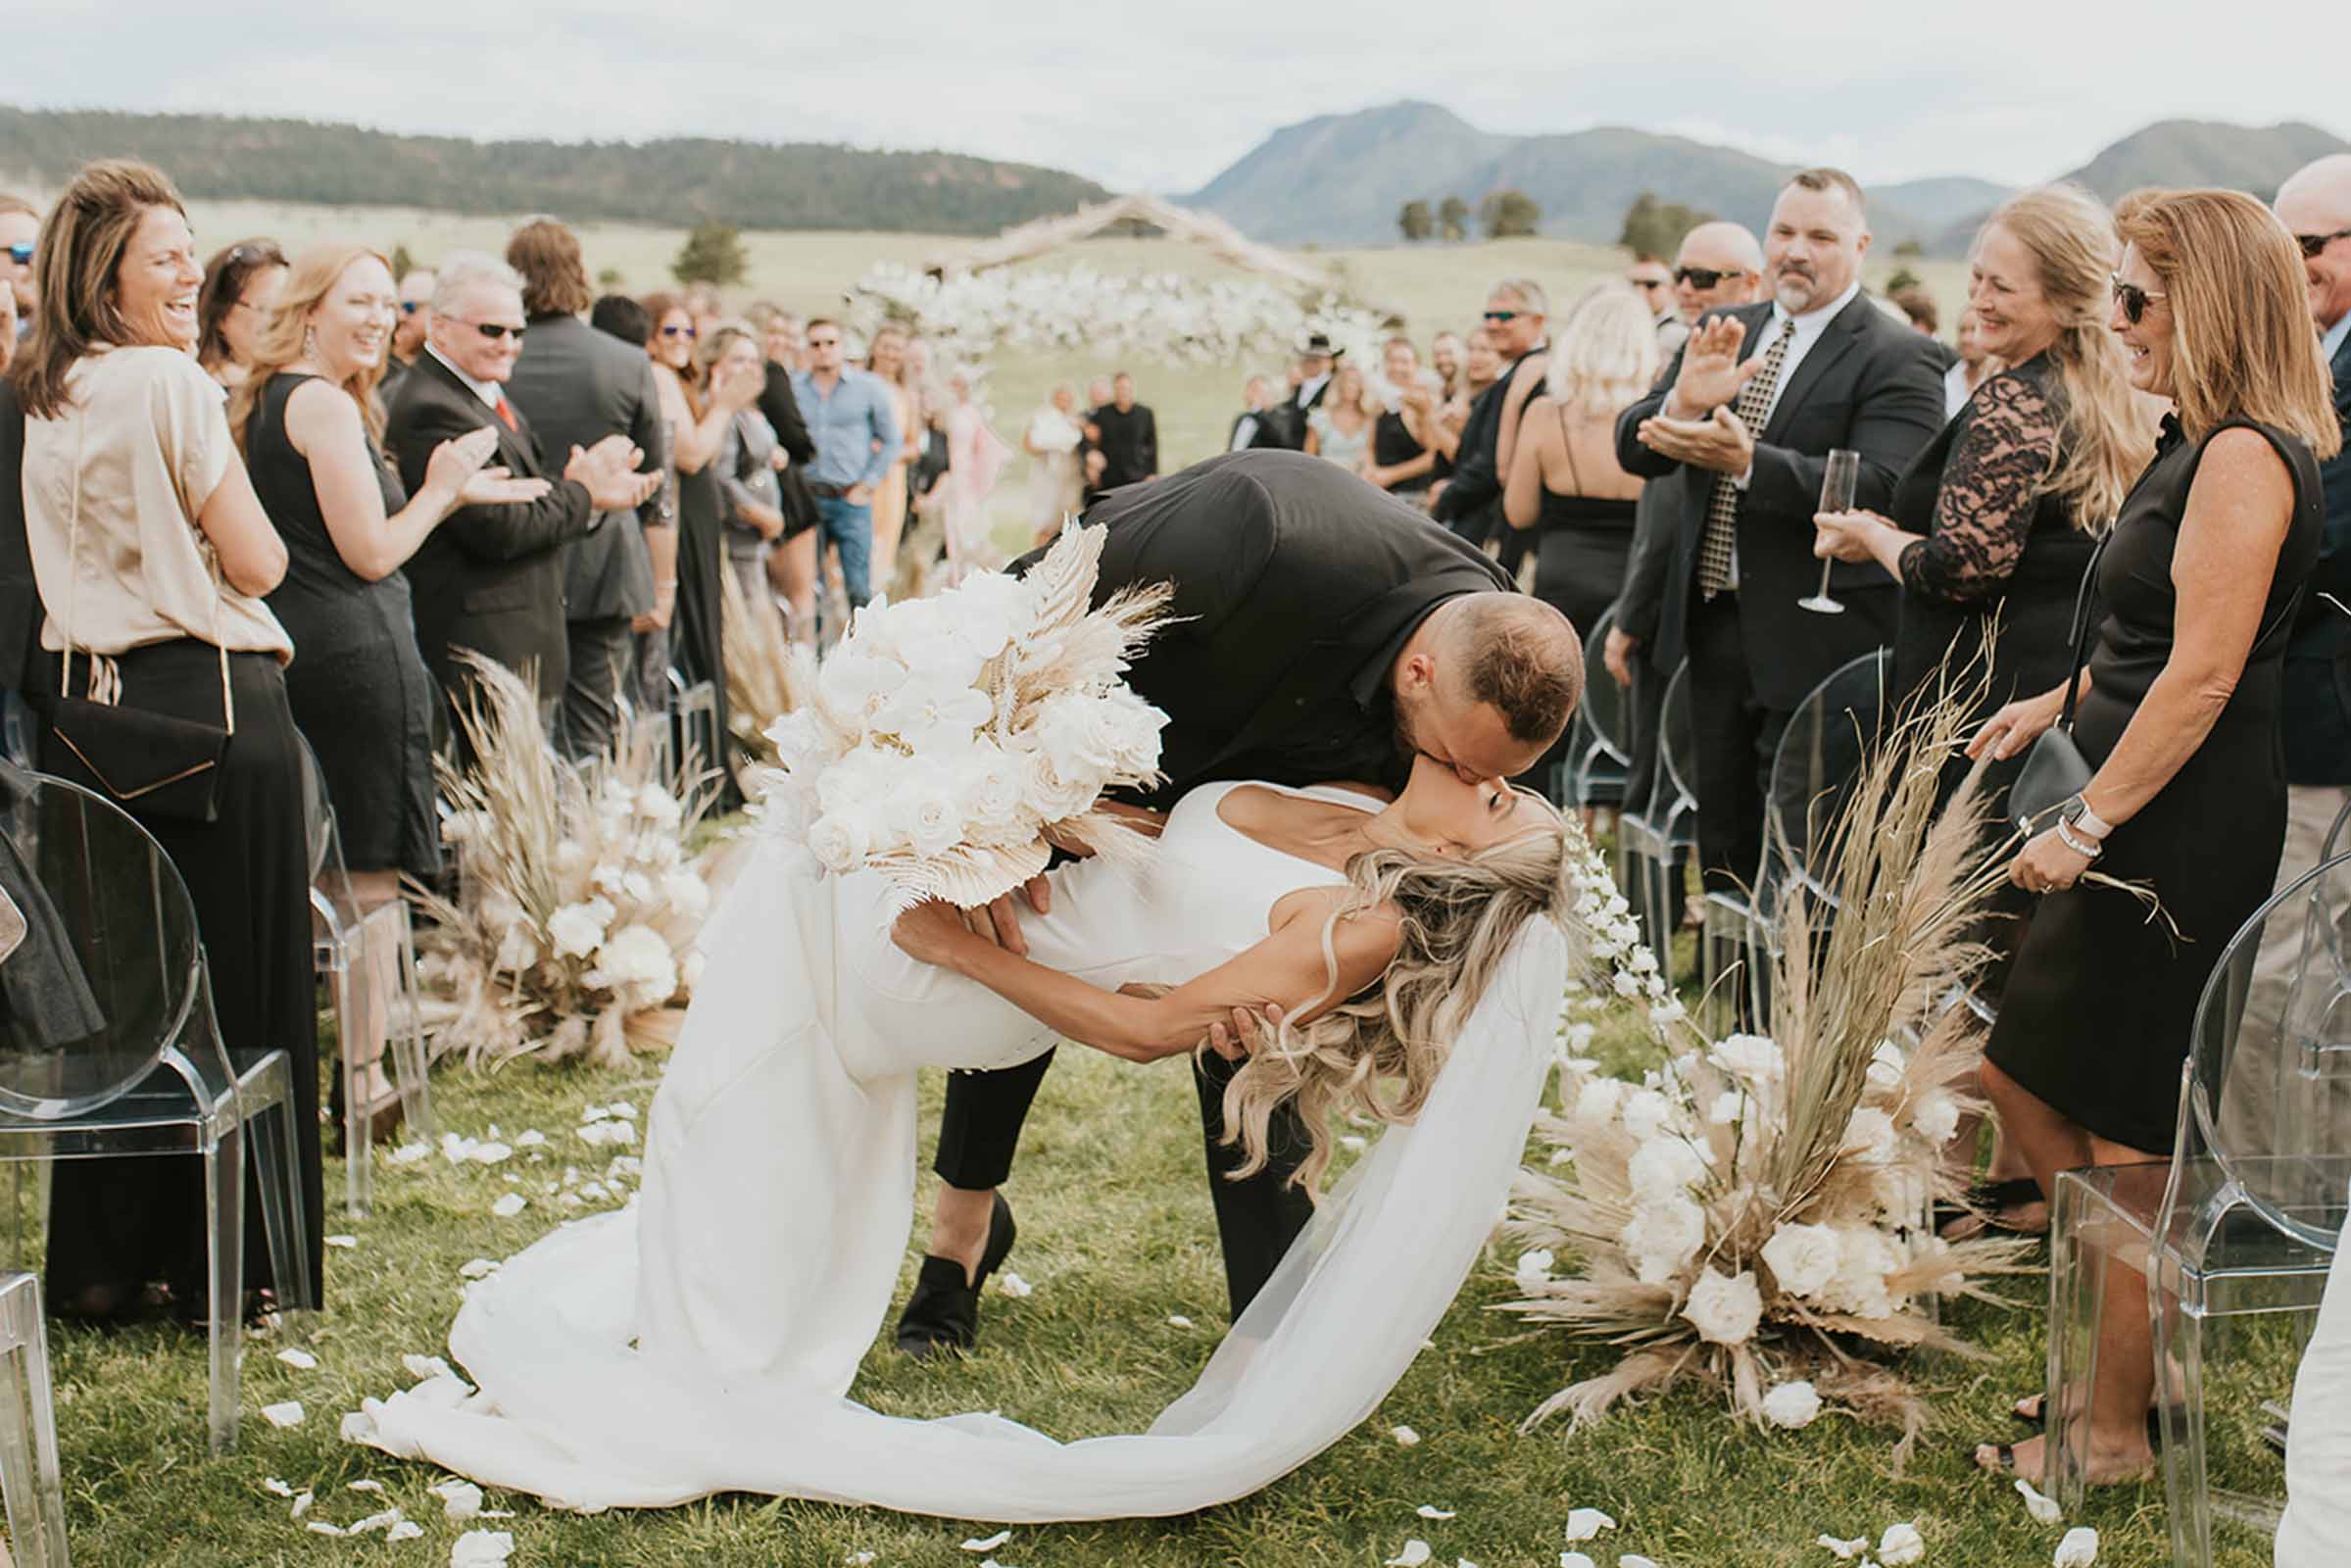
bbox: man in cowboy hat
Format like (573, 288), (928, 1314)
(1265, 330), (1342, 449)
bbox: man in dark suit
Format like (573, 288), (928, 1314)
(1615, 169), (1943, 895)
(1432, 278), (1549, 560)
(894, 449), (1586, 1355)
(1092, 371), (1157, 489)
(1225, 374), (1289, 453)
(1263, 332), (1340, 449)
(503, 220), (672, 759)
(384, 253), (656, 727)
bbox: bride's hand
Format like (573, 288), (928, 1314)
(892, 899), (976, 966)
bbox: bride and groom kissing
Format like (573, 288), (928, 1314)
(352, 448), (1592, 1521)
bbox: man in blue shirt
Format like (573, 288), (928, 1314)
(790, 319), (900, 626)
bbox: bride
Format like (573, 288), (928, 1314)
(352, 753), (1587, 1521)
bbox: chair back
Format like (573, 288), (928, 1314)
(0, 762), (212, 1118)
(2323, 793), (2351, 868)
(1766, 650), (1891, 892)
(2183, 848), (2351, 1250)
(1578, 605), (1629, 761)
(1658, 662), (1699, 814)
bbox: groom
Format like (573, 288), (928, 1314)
(896, 448), (1583, 1354)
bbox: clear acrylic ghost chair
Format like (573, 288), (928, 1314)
(1616, 662), (1697, 989)
(1557, 606), (1630, 812)
(0, 762), (315, 1454)
(294, 740), (433, 1218)
(2043, 851), (2351, 1562)
(0, 1272), (68, 1565)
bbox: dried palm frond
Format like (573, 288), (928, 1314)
(718, 564), (803, 764)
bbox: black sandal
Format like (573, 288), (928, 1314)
(893, 1194), (1017, 1360)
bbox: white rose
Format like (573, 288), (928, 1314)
(1759, 1221), (1841, 1299)
(548, 897), (615, 958)
(635, 783), (684, 828)
(1619, 1087), (1674, 1141)
(1710, 1033), (1786, 1084)
(1878, 1522), (1925, 1566)
(1627, 1137), (1708, 1202)
(1867, 1039), (1908, 1090)
(1680, 1267), (1763, 1347)
(1035, 690), (1123, 776)
(480, 891), (523, 931)
(1827, 1226), (1901, 1318)
(661, 870), (710, 921)
(1706, 1089), (1747, 1127)
(1571, 1077), (1628, 1130)
(895, 786), (966, 860)
(1514, 1248), (1555, 1285)
(552, 840), (588, 875)
(1910, 1090), (1960, 1148)
(1621, 1196), (1706, 1284)
(586, 924), (676, 1006)
(807, 809), (875, 875)
(765, 709), (829, 771)
(1844, 1106), (1899, 1164)
(1022, 747), (1101, 824)
(1761, 1379), (1822, 1429)
(493, 925), (539, 973)
(956, 744), (1028, 833)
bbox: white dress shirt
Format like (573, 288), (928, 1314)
(426, 343), (508, 413)
(2323, 306), (2351, 368)
(1294, 370), (1331, 410)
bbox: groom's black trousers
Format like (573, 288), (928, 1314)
(933, 1048), (1317, 1318)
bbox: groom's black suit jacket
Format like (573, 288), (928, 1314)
(1029, 449), (1511, 808)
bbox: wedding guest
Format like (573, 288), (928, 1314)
(590, 292), (647, 346)
(1025, 381), (1086, 537)
(0, 196), (37, 345)
(1670, 222), (1766, 329)
(194, 237), (285, 390)
(1368, 338), (1438, 497)
(1505, 282), (1658, 638)
(1431, 277), (1549, 548)
(1967, 187), (2337, 1489)
(790, 318), (898, 630)
(1270, 332), (1339, 449)
(385, 252), (648, 716)
(504, 219), (671, 757)
(1093, 371), (1157, 489)
(1615, 169), (1944, 896)
(682, 281), (721, 344)
(1891, 284), (1942, 336)
(15, 159), (319, 1321)
(1627, 253), (1687, 356)
(750, 304), (819, 639)
(939, 368), (1008, 572)
(863, 324), (918, 588)
(1423, 324), (1500, 481)
(1944, 306), (2002, 418)
(229, 243), (542, 1141)
(384, 264), (434, 398)
(1302, 363), (1376, 471)
(1226, 374), (1285, 453)
(707, 324), (788, 605)
(1430, 329), (1465, 401)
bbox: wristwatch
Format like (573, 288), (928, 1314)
(2058, 793), (2113, 841)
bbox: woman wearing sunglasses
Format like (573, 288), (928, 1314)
(1964, 188), (2339, 1489)
(193, 237), (285, 391)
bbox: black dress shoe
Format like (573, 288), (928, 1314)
(894, 1194), (1015, 1358)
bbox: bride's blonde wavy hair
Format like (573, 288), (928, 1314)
(1220, 801), (1575, 1194)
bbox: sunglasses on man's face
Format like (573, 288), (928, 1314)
(2110, 274), (2167, 326)
(2297, 227), (2351, 260)
(4, 244), (30, 267)
(1675, 266), (1748, 289)
(1482, 309), (1522, 323)
(398, 300), (424, 315)
(1629, 276), (1671, 292)
(466, 320), (526, 342)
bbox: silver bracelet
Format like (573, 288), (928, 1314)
(2054, 818), (2103, 859)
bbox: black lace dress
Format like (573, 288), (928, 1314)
(1371, 410), (1431, 495)
(1984, 415), (2322, 1152)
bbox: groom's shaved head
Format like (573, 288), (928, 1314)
(1442, 594), (1583, 746)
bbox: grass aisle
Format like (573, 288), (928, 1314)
(42, 1018), (2269, 1565)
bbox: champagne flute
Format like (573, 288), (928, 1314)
(1799, 448), (1861, 615)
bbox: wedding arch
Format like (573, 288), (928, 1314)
(922, 192), (1349, 303)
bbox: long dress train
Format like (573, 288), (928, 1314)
(352, 783), (1573, 1519)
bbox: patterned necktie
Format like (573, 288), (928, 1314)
(1696, 317), (1796, 599)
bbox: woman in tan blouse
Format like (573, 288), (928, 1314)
(14, 159), (323, 1325)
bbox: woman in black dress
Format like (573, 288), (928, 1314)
(1964, 189), (2340, 1488)
(229, 245), (539, 1137)
(16, 161), (318, 1321)
(1502, 282), (1659, 639)
(1365, 337), (1437, 499)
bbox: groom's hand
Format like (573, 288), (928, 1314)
(1205, 1002), (1285, 1061)
(973, 874), (1053, 954)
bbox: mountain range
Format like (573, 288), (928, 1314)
(1180, 102), (2349, 254)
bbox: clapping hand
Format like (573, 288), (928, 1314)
(564, 434), (662, 511)
(709, 357), (763, 413)
(1666, 315), (1760, 416)
(1635, 405), (1753, 475)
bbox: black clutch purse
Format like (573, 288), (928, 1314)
(39, 415), (235, 824)
(2009, 535), (2106, 835)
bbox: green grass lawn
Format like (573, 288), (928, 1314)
(24, 948), (2286, 1567)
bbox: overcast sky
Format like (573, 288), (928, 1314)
(8, 0), (2344, 195)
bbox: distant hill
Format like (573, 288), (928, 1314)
(1872, 176), (2016, 229)
(1179, 102), (1958, 249)
(0, 106), (1113, 236)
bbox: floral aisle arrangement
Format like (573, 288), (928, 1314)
(416, 657), (720, 1067)
(1501, 686), (2038, 1449)
(849, 262), (1390, 368)
(753, 521), (1172, 910)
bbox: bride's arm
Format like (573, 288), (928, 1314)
(892, 894), (1399, 1061)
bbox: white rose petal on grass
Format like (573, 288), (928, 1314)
(1391, 1425), (1421, 1446)
(2014, 1476), (2062, 1525)
(1817, 1536), (1869, 1560)
(514, 1130), (547, 1149)
(1167, 1315), (1194, 1329)
(1878, 1522), (1925, 1565)
(324, 1234), (359, 1250)
(1563, 1507), (1618, 1541)
(846, 1554), (877, 1567)
(490, 1193), (527, 1219)
(1341, 1135), (1369, 1153)
(260, 1400), (305, 1429)
(2052, 1527), (2098, 1567)
(290, 1491), (314, 1518)
(1515, 1248), (1556, 1285)
(274, 1348), (318, 1370)
(347, 1479), (385, 1494)
(1762, 1380), (1823, 1430)
(450, 1529), (515, 1567)
(389, 1142), (431, 1164)
(348, 1509), (404, 1536)
(1415, 1504), (1456, 1519)
(263, 1477), (296, 1497)
(1384, 1541), (1433, 1568)
(960, 1530), (1013, 1552)
(460, 1258), (502, 1280)
(431, 1478), (484, 1519)
(404, 1353), (457, 1383)
(387, 1520), (424, 1543)
(997, 1272), (1034, 1298)
(305, 1520), (345, 1537)
(1619, 1557), (1662, 1568)
(1560, 1556), (1597, 1568)
(470, 1142), (513, 1165)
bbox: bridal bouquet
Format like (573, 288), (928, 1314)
(753, 522), (1172, 910)
(1501, 684), (2037, 1453)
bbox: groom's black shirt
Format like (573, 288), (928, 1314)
(1024, 449), (1511, 807)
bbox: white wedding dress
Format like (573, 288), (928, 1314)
(353, 781), (1572, 1521)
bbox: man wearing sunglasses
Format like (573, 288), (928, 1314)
(1627, 254), (1683, 355)
(1430, 277), (1549, 550)
(381, 266), (436, 397)
(0, 196), (37, 345)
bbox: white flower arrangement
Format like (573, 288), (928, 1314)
(751, 522), (1172, 910)
(416, 657), (719, 1067)
(1501, 685), (2040, 1451)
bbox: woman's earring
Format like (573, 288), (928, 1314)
(304, 326), (318, 359)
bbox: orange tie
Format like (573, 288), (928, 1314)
(493, 392), (518, 433)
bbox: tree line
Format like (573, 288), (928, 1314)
(0, 107), (1112, 237)
(1393, 189), (1739, 258)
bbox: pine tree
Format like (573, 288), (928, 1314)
(1397, 199), (1434, 243)
(671, 221), (749, 287)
